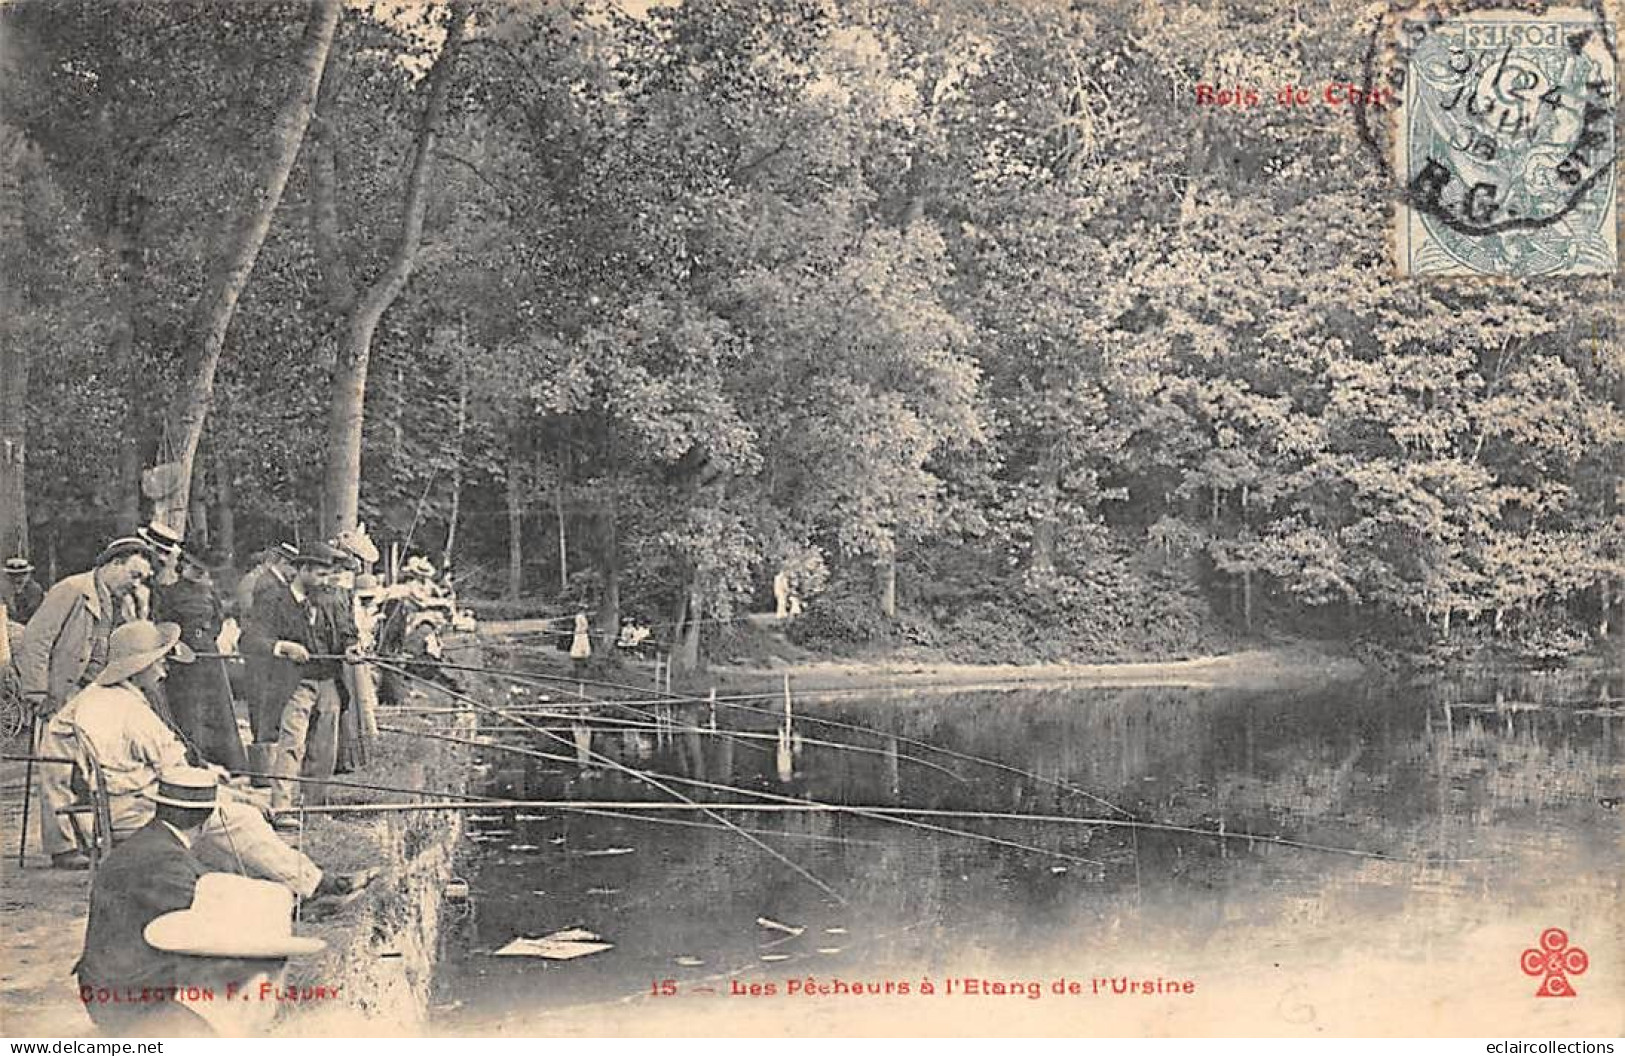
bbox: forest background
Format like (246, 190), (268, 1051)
(2, 0), (1621, 670)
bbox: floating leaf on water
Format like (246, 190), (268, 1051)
(575, 847), (635, 858)
(755, 916), (805, 937)
(1050, 866), (1068, 875)
(760, 953), (791, 962)
(816, 947), (842, 955)
(674, 956), (704, 967)
(514, 813), (552, 821)
(467, 814), (504, 823)
(548, 837), (567, 845)
(508, 844), (540, 852)
(823, 927), (847, 935)
(585, 887), (620, 896)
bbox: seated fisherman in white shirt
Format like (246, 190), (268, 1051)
(47, 620), (374, 906)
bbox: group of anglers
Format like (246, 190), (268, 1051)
(0, 524), (464, 1036)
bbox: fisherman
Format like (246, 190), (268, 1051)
(242, 544), (346, 826)
(400, 599), (460, 692)
(238, 543), (313, 785)
(132, 522), (186, 621)
(3, 556), (44, 625)
(73, 767), (328, 1038)
(20, 536), (155, 869)
(51, 622), (373, 902)
(309, 545), (362, 773)
(347, 572), (385, 743)
(232, 543), (297, 619)
(151, 552), (247, 771)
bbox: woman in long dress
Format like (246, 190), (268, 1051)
(152, 558), (248, 771)
(569, 612), (592, 668)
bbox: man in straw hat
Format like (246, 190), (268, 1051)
(75, 766), (327, 1037)
(48, 621), (374, 903)
(132, 521), (186, 621)
(19, 536), (156, 869)
(3, 555), (44, 625)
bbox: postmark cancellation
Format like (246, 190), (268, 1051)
(1392, 4), (1619, 277)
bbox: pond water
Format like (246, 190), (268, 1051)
(429, 668), (1624, 1036)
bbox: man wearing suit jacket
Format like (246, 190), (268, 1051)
(239, 545), (345, 823)
(73, 768), (217, 1036)
(21, 538), (155, 868)
(73, 769), (331, 1037)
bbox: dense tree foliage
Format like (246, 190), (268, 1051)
(2, 0), (1619, 664)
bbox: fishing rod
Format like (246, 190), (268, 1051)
(236, 769), (498, 804)
(256, 739), (869, 847)
(364, 650), (1136, 818)
(555, 806), (884, 847)
(468, 707), (969, 784)
(382, 696), (974, 786)
(377, 708), (1474, 867)
(277, 793), (1480, 865)
(374, 659), (847, 903)
(378, 717), (1106, 868)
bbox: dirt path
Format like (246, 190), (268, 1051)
(0, 758), (93, 1037)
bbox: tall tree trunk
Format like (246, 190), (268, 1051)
(594, 491), (620, 655)
(505, 447), (523, 601)
(1031, 448), (1059, 573)
(164, 0), (342, 535)
(214, 443), (236, 569)
(878, 551), (897, 618)
(108, 214), (144, 533)
(320, 1), (469, 536)
(555, 472), (569, 593)
(676, 579), (702, 672)
(442, 368), (466, 569)
(1242, 567), (1254, 631)
(390, 364), (405, 469)
(0, 341), (25, 559)
(116, 430), (142, 532)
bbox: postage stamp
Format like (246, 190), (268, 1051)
(1391, 5), (1618, 277)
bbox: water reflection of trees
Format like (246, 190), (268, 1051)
(445, 675), (1622, 1022)
(505, 678), (1619, 865)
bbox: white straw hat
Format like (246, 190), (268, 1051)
(94, 621), (195, 686)
(141, 766), (220, 809)
(144, 873), (327, 958)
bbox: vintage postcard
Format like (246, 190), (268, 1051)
(0, 0), (1621, 1044)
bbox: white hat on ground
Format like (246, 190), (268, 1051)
(144, 873), (327, 958)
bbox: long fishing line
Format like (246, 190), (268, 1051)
(375, 659), (847, 903)
(471, 708), (969, 784)
(364, 651), (1134, 817)
(380, 719), (1105, 868)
